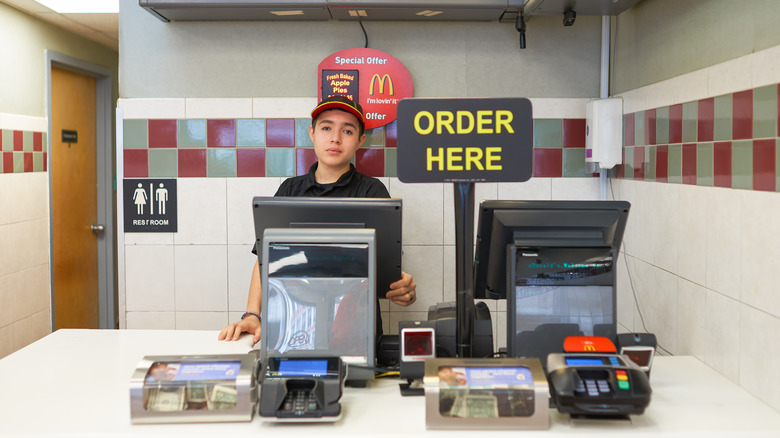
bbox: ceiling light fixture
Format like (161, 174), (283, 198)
(34, 0), (118, 13)
(416, 10), (443, 17)
(270, 10), (305, 16)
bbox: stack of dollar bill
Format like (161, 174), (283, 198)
(147, 383), (237, 412)
(447, 392), (499, 418)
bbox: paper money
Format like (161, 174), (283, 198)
(187, 381), (208, 403)
(207, 384), (237, 411)
(148, 386), (186, 412)
(462, 394), (499, 418)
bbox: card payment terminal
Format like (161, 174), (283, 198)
(547, 353), (651, 417)
(259, 357), (346, 422)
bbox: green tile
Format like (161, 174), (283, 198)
(148, 149), (178, 177)
(634, 111), (645, 146)
(0, 152), (3, 172)
(294, 119), (313, 147)
(624, 147), (635, 179)
(266, 148), (295, 177)
(236, 119), (266, 147)
(23, 131), (33, 152)
(207, 149), (237, 177)
(33, 152), (43, 172)
(646, 146), (657, 181)
(178, 119), (207, 148)
(1, 129), (11, 151)
(385, 147), (397, 178)
(13, 152), (23, 173)
(696, 142), (714, 186)
(656, 107), (669, 145)
(732, 140), (752, 190)
(123, 119), (148, 149)
(753, 84), (778, 139)
(776, 140), (780, 193)
(713, 94), (733, 141)
(682, 101), (698, 143)
(42, 132), (47, 152)
(533, 119), (562, 148)
(364, 125), (385, 148)
(669, 144), (682, 183)
(562, 148), (588, 177)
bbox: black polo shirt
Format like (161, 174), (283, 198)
(275, 162), (390, 198)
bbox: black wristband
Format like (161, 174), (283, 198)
(241, 311), (261, 323)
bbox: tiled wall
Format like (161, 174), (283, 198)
(616, 84), (780, 190)
(116, 97), (600, 352)
(0, 114), (51, 359)
(612, 44), (780, 412)
(1, 129), (47, 174)
(122, 117), (594, 179)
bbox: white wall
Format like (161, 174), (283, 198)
(613, 44), (780, 412)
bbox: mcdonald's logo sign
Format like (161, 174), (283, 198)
(583, 345), (596, 352)
(369, 74), (394, 95)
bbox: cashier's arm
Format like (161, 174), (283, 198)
(218, 262), (418, 343)
(218, 260), (263, 344)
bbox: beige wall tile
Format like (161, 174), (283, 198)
(740, 305), (780, 412)
(174, 245), (228, 312)
(705, 291), (741, 383)
(676, 278), (706, 360)
(175, 311), (229, 330)
(174, 178), (227, 245)
(126, 311), (175, 330)
(125, 245), (175, 311)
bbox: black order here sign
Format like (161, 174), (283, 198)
(396, 98), (533, 183)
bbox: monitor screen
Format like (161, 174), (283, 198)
(252, 196), (402, 299)
(473, 200), (630, 300)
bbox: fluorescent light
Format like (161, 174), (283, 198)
(270, 10), (305, 16)
(35, 0), (119, 13)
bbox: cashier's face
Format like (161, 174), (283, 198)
(309, 109), (366, 173)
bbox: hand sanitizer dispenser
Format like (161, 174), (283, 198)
(585, 98), (623, 169)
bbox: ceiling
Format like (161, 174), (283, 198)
(2, 0), (118, 51)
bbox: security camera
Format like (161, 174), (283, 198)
(563, 9), (576, 26)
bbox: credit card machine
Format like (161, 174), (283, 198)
(547, 353), (651, 417)
(259, 357), (346, 422)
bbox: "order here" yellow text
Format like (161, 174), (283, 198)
(414, 110), (514, 135)
(427, 147), (502, 171)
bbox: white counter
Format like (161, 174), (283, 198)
(1, 329), (779, 437)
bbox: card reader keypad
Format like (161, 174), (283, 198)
(282, 390), (319, 416)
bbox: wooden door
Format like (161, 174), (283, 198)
(51, 67), (99, 329)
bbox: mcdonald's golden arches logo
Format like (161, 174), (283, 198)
(369, 74), (394, 95)
(583, 345), (596, 352)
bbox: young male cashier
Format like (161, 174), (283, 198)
(218, 95), (417, 344)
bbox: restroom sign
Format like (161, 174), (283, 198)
(123, 179), (177, 232)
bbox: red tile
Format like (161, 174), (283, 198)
(148, 120), (177, 148)
(266, 119), (295, 147)
(236, 148), (266, 177)
(645, 109), (656, 145)
(178, 149), (207, 177)
(624, 113), (635, 147)
(123, 149), (148, 177)
(732, 90), (753, 140)
(385, 120), (397, 148)
(295, 148), (317, 176)
(33, 132), (43, 151)
(682, 143), (697, 185)
(562, 118), (586, 148)
(698, 98), (714, 142)
(43, 152), (47, 171)
(633, 146), (645, 180)
(24, 152), (33, 172)
(207, 119), (236, 147)
(669, 104), (683, 144)
(713, 141), (731, 188)
(753, 139), (776, 191)
(533, 149), (562, 177)
(13, 131), (23, 151)
(356, 148), (384, 177)
(3, 152), (12, 173)
(778, 85), (780, 137)
(656, 145), (668, 182)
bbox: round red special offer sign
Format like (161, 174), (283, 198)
(318, 48), (413, 130)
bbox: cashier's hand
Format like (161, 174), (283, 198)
(218, 317), (261, 345)
(386, 271), (417, 307)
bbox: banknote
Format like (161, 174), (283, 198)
(207, 384), (237, 410)
(148, 386), (185, 412)
(187, 381), (208, 403)
(451, 394), (498, 418)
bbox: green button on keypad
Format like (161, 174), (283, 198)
(618, 380), (630, 390)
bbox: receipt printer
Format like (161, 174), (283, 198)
(259, 356), (346, 422)
(547, 353), (651, 417)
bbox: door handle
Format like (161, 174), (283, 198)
(91, 224), (105, 234)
